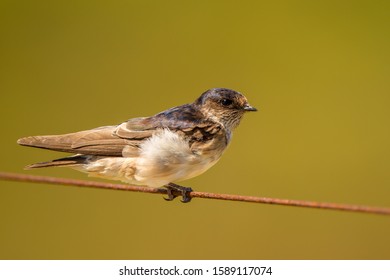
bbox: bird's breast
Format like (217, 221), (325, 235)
(133, 128), (227, 187)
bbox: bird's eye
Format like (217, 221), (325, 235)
(221, 98), (233, 106)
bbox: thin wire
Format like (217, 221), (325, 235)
(1, 171), (389, 215)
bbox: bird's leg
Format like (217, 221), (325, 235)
(164, 183), (193, 203)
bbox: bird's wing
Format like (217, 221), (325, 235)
(114, 104), (211, 138)
(18, 104), (225, 157)
(114, 106), (226, 152)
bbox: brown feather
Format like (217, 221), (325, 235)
(17, 126), (129, 156)
(25, 155), (89, 169)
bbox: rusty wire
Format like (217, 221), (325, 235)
(0, 171), (389, 216)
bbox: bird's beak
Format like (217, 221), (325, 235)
(243, 104), (258, 112)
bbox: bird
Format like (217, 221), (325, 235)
(17, 88), (257, 202)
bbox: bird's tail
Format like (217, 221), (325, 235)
(25, 155), (89, 169)
(17, 134), (76, 153)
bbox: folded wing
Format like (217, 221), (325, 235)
(17, 104), (222, 157)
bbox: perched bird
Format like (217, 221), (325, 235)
(17, 88), (257, 202)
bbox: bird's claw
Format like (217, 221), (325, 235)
(179, 186), (193, 203)
(164, 183), (193, 203)
(163, 187), (178, 201)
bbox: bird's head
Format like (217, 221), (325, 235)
(195, 88), (257, 130)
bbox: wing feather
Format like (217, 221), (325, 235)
(17, 103), (225, 157)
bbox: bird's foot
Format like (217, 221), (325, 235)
(164, 183), (193, 203)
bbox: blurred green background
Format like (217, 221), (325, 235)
(1, 0), (389, 259)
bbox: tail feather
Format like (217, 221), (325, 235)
(25, 155), (89, 169)
(17, 125), (126, 156)
(17, 134), (75, 152)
